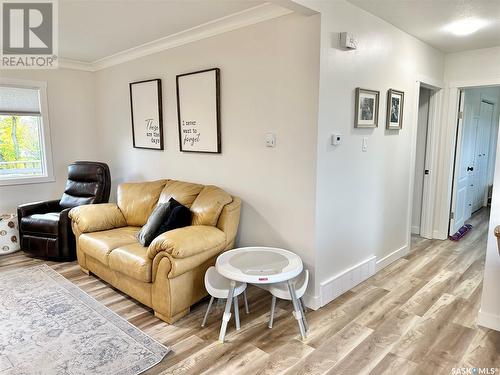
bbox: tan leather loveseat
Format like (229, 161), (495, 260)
(68, 179), (241, 323)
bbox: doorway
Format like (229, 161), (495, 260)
(412, 87), (432, 236)
(449, 86), (500, 236)
(411, 83), (441, 239)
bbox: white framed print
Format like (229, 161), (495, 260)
(386, 89), (404, 130)
(354, 88), (380, 128)
(129, 79), (163, 150)
(176, 68), (221, 153)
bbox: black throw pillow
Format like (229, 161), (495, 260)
(138, 198), (192, 247)
(157, 199), (191, 235)
(137, 202), (172, 247)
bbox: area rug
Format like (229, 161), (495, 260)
(0, 264), (169, 375)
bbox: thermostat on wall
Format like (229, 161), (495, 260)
(340, 32), (357, 50)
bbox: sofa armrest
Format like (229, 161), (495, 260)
(148, 225), (226, 260)
(69, 203), (127, 234)
(18, 199), (61, 219)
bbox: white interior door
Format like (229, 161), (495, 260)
(472, 100), (494, 212)
(450, 90), (475, 235)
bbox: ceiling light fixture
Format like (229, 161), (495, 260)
(444, 18), (488, 36)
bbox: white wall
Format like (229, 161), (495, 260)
(480, 122), (500, 331)
(293, 0), (444, 303)
(92, 14), (320, 283)
(0, 69), (97, 213)
(445, 47), (500, 84)
(412, 87), (431, 234)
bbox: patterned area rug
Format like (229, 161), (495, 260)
(0, 264), (169, 374)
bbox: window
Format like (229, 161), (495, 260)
(0, 80), (53, 185)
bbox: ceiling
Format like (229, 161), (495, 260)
(59, 0), (265, 62)
(347, 0), (500, 53)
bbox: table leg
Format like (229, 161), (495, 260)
(201, 296), (214, 327)
(218, 280), (235, 343)
(233, 296), (240, 330)
(243, 289), (250, 314)
(287, 280), (307, 340)
(268, 295), (276, 329)
(299, 297), (309, 332)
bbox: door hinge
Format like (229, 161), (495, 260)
(450, 212), (455, 219)
(458, 111), (464, 119)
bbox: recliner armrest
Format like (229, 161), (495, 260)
(17, 199), (61, 219)
(69, 203), (127, 234)
(148, 225), (226, 260)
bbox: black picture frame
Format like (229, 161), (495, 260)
(129, 78), (164, 150)
(176, 68), (221, 153)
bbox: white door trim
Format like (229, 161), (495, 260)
(449, 89), (467, 235)
(421, 86), (442, 238)
(434, 77), (500, 239)
(407, 76), (443, 243)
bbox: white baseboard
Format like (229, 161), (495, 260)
(478, 309), (500, 332)
(302, 293), (321, 310)
(319, 256), (376, 307)
(411, 225), (420, 235)
(376, 245), (409, 272)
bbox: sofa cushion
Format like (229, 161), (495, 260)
(20, 212), (60, 236)
(109, 243), (152, 282)
(137, 202), (173, 247)
(190, 186), (233, 226)
(117, 180), (168, 226)
(79, 226), (139, 265)
(158, 180), (204, 208)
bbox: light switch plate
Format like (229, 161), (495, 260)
(362, 137), (368, 152)
(265, 132), (276, 147)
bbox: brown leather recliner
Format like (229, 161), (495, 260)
(17, 161), (111, 261)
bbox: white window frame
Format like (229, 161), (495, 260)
(0, 78), (54, 186)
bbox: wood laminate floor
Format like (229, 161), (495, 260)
(1, 208), (499, 374)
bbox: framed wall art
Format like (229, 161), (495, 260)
(129, 78), (163, 150)
(354, 88), (380, 128)
(386, 89), (404, 130)
(176, 68), (221, 153)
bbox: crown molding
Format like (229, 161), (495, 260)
(57, 2), (293, 72)
(58, 58), (95, 72)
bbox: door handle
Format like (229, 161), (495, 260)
(424, 170), (429, 175)
(467, 166), (474, 171)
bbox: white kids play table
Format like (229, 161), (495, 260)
(215, 246), (305, 342)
